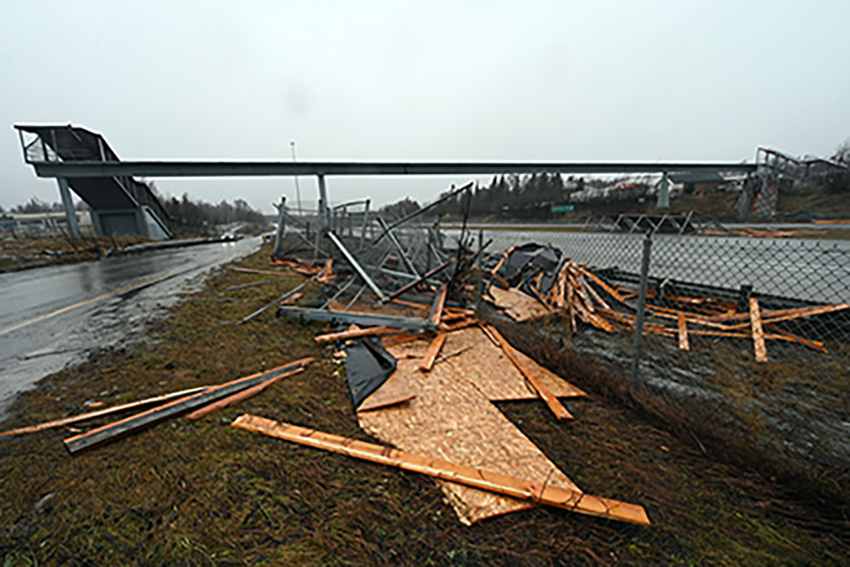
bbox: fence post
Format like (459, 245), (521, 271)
(629, 232), (653, 392)
(476, 229), (484, 313)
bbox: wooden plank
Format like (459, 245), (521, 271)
(484, 326), (573, 421)
(313, 326), (397, 344)
(356, 370), (415, 412)
(490, 246), (514, 276)
(526, 283), (554, 311)
(0, 386), (210, 439)
(727, 303), (850, 330)
(233, 415), (650, 526)
(764, 324), (828, 353)
(579, 274), (611, 311)
(438, 317), (479, 333)
(186, 367), (305, 419)
(438, 311), (468, 324)
(677, 312), (690, 351)
(419, 332), (448, 372)
(63, 357), (314, 454)
(428, 285), (448, 327)
(575, 266), (627, 302)
(749, 297), (768, 363)
(645, 306), (735, 331)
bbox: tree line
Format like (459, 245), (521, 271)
(161, 194), (266, 234)
(425, 172), (574, 220)
(2, 194), (267, 235)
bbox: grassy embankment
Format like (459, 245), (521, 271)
(0, 235), (147, 272)
(1, 242), (848, 566)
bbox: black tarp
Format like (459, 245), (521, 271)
(496, 243), (562, 290)
(343, 336), (398, 409)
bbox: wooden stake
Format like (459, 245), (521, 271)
(484, 326), (573, 421)
(677, 312), (690, 351)
(749, 297), (768, 362)
(232, 415), (650, 526)
(419, 333), (448, 372)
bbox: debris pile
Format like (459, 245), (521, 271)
(0, 184), (653, 529)
(486, 243), (849, 362)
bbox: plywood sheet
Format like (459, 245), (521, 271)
(439, 327), (586, 401)
(356, 370), (415, 412)
(358, 348), (580, 524)
(487, 286), (549, 322)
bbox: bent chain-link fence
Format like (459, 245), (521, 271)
(477, 227), (850, 497)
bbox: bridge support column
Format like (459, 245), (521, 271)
(273, 196), (286, 257)
(656, 172), (670, 210)
(56, 177), (81, 238)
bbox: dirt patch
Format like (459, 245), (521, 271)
(1, 243), (848, 566)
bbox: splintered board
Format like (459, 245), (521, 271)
(357, 353), (581, 524)
(487, 286), (550, 322)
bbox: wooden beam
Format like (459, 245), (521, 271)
(677, 312), (690, 351)
(709, 303), (850, 325)
(313, 326), (397, 344)
(419, 333), (448, 372)
(232, 415), (650, 526)
(764, 324), (828, 353)
(186, 367), (305, 419)
(63, 357), (314, 454)
(438, 318), (479, 333)
(726, 303), (850, 330)
(428, 284), (448, 327)
(749, 297), (768, 363)
(484, 326), (573, 421)
(490, 246), (514, 277)
(0, 386), (209, 439)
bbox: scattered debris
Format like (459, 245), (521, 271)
(485, 243), (849, 361)
(63, 358), (313, 454)
(0, 385), (210, 438)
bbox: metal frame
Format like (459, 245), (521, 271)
(24, 160), (758, 178)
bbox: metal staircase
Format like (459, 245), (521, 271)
(15, 124), (173, 239)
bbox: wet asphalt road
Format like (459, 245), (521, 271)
(0, 238), (259, 421)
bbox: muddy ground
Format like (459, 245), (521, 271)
(1, 242), (848, 566)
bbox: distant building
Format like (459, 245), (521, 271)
(668, 172), (727, 196)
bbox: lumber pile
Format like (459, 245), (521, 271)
(486, 244), (848, 362)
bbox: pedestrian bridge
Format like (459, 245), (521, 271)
(14, 124), (173, 239)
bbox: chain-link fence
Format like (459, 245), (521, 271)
(475, 227), (850, 500)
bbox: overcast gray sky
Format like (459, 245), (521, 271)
(1, 0), (848, 213)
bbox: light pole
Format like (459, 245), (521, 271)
(290, 140), (303, 216)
